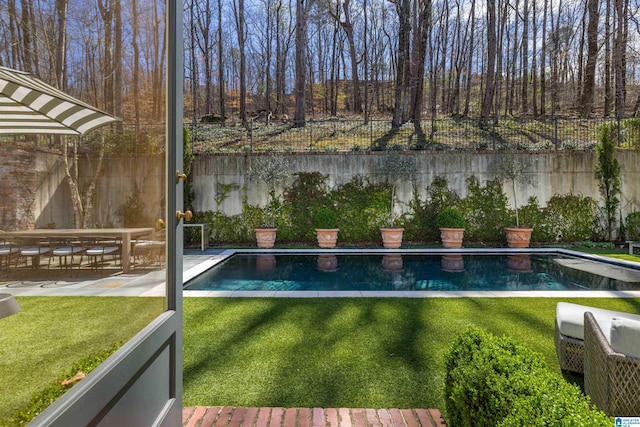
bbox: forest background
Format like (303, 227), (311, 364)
(0, 0), (638, 136)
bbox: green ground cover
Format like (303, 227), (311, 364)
(182, 297), (640, 411)
(0, 297), (164, 422)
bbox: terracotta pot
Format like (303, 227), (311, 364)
(317, 255), (338, 272)
(315, 228), (339, 248)
(382, 254), (403, 271)
(439, 227), (465, 249)
(505, 227), (533, 248)
(507, 254), (533, 273)
(255, 227), (277, 248)
(441, 255), (464, 272)
(380, 227), (404, 249)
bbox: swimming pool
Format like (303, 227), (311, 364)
(183, 249), (640, 295)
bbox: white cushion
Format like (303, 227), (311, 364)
(610, 317), (640, 359)
(556, 302), (640, 341)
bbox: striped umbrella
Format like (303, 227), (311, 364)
(0, 66), (119, 135)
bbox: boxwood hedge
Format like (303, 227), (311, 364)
(444, 327), (611, 427)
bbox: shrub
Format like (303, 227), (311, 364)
(405, 177), (461, 242)
(313, 207), (338, 229)
(331, 176), (390, 243)
(115, 184), (153, 227)
(458, 176), (510, 242)
(283, 172), (330, 241)
(444, 327), (611, 427)
(626, 212), (640, 241)
(436, 208), (466, 229)
(595, 123), (621, 241)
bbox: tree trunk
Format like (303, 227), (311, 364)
(132, 0), (141, 132)
(481, 0), (497, 118)
(463, 0), (476, 116)
(55, 0), (69, 90)
(114, 0), (123, 130)
(613, 0), (627, 117)
(581, 0), (598, 117)
(540, 0), (547, 115)
(233, 0), (247, 125)
(294, 0), (307, 126)
(521, 0), (529, 114)
(604, 0), (612, 116)
(392, 0), (410, 128)
(531, 0), (538, 115)
(218, 0), (226, 121)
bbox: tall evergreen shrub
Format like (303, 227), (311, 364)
(595, 124), (621, 241)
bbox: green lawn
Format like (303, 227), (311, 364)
(183, 297), (640, 411)
(4, 249), (640, 422)
(0, 297), (164, 421)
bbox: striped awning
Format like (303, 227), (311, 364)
(0, 66), (120, 135)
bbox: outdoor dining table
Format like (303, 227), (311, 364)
(2, 228), (155, 273)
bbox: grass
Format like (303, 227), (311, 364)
(4, 248), (640, 421)
(183, 297), (640, 411)
(0, 297), (164, 421)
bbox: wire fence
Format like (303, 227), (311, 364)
(5, 117), (638, 155)
(188, 116), (640, 154)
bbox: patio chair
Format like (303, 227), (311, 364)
(584, 311), (640, 416)
(50, 237), (84, 269)
(84, 237), (121, 271)
(0, 238), (19, 270)
(555, 302), (640, 373)
(132, 229), (165, 267)
(18, 239), (51, 269)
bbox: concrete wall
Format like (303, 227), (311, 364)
(3, 149), (639, 232)
(0, 142), (71, 231)
(191, 151), (640, 218)
(85, 155), (165, 228)
(0, 145), (164, 231)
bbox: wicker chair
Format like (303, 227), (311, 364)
(554, 317), (585, 373)
(584, 311), (640, 416)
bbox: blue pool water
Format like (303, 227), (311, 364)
(183, 253), (640, 292)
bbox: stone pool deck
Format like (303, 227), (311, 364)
(182, 406), (447, 427)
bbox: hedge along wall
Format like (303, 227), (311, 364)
(191, 151), (640, 218)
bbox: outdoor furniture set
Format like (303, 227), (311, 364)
(555, 302), (640, 416)
(0, 227), (163, 273)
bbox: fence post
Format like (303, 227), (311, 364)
(370, 119), (373, 149)
(554, 116), (559, 149)
(249, 119), (253, 152)
(492, 116), (497, 150)
(309, 119), (313, 151)
(617, 115), (622, 146)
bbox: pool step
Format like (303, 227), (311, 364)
(183, 406), (447, 427)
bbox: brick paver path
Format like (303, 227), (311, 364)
(183, 407), (447, 427)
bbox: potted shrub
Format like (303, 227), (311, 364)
(379, 153), (416, 248)
(499, 156), (534, 248)
(313, 207), (339, 248)
(249, 154), (291, 248)
(436, 207), (466, 248)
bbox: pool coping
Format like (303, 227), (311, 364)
(182, 248), (640, 298)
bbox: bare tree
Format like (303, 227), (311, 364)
(392, 0), (410, 127)
(294, 0), (308, 125)
(481, 0), (497, 118)
(581, 0), (598, 117)
(217, 0), (226, 121)
(232, 0), (248, 125)
(328, 0), (362, 113)
(613, 0), (628, 117)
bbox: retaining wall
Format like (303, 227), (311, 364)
(191, 151), (640, 219)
